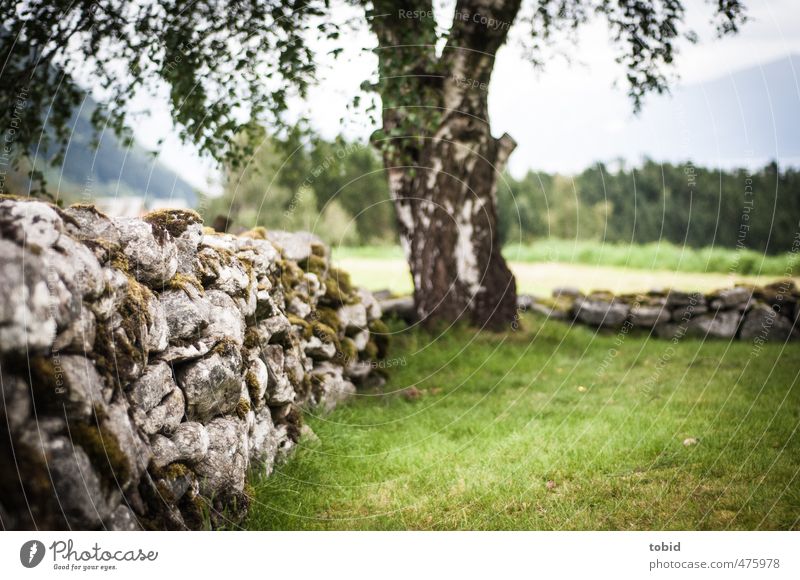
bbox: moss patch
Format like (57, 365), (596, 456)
(144, 209), (202, 242)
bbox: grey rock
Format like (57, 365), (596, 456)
(249, 407), (278, 474)
(104, 504), (141, 531)
(338, 302), (368, 331)
(263, 344), (295, 404)
(665, 290), (705, 308)
(101, 401), (152, 490)
(710, 286), (753, 310)
(159, 288), (209, 340)
(0, 371), (31, 431)
(304, 335), (336, 360)
(53, 306), (96, 352)
(739, 304), (797, 342)
(115, 217), (178, 286)
(0, 240), (57, 352)
(288, 295), (313, 319)
(575, 298), (629, 328)
(691, 310), (741, 338)
(671, 303), (709, 322)
(46, 234), (105, 299)
(629, 304), (671, 327)
(245, 357), (269, 407)
(195, 417), (248, 496)
(204, 290), (245, 347)
(145, 294), (169, 353)
(0, 198), (63, 248)
(150, 422), (210, 469)
(59, 354), (110, 420)
(351, 329), (370, 351)
(309, 362), (356, 412)
(357, 287), (382, 320)
(177, 343), (243, 422)
(49, 438), (113, 528)
(63, 205), (122, 251)
(127, 362), (175, 412)
(265, 230), (325, 262)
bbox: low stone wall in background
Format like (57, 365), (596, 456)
(0, 197), (389, 530)
(522, 282), (800, 341)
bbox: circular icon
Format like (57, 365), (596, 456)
(20, 540), (46, 568)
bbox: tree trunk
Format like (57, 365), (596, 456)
(387, 126), (517, 329)
(368, 0), (521, 329)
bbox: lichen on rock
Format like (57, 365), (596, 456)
(0, 200), (389, 530)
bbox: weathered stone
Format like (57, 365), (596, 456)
(150, 422), (210, 469)
(0, 198), (63, 248)
(158, 288), (209, 340)
(739, 304), (797, 342)
(357, 288), (382, 320)
(177, 343), (243, 422)
(338, 302), (368, 330)
(104, 504), (140, 531)
(127, 362), (174, 412)
(309, 362), (356, 412)
(101, 400), (152, 490)
(629, 304), (671, 327)
(0, 240), (57, 352)
(115, 217), (178, 286)
(665, 290), (705, 308)
(249, 407), (278, 474)
(262, 345), (295, 404)
(46, 234), (105, 299)
(574, 298), (629, 328)
(194, 417), (248, 496)
(244, 357), (269, 407)
(59, 354), (110, 420)
(288, 295), (313, 318)
(304, 335), (336, 360)
(266, 230), (325, 262)
(49, 438), (114, 528)
(145, 294), (169, 353)
(63, 205), (122, 250)
(709, 286), (752, 310)
(53, 306), (96, 352)
(671, 303), (709, 322)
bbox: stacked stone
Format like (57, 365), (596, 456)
(0, 197), (386, 530)
(526, 282), (800, 341)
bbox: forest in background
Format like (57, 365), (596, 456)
(205, 134), (800, 255)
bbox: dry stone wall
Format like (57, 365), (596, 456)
(524, 282), (800, 342)
(0, 197), (388, 530)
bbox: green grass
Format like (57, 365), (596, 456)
(247, 313), (800, 530)
(334, 240), (798, 276)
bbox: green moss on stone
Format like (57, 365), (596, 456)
(69, 421), (132, 487)
(167, 272), (204, 294)
(287, 314), (313, 339)
(314, 306), (342, 333)
(368, 319), (390, 359)
(143, 208), (202, 242)
(235, 398), (251, 419)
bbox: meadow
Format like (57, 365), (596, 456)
(332, 241), (798, 297)
(247, 313), (800, 530)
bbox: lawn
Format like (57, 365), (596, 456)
(247, 313), (800, 530)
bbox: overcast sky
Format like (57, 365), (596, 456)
(130, 0), (800, 192)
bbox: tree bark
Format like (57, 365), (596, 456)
(368, 0), (521, 329)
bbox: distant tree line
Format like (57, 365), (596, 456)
(208, 134), (800, 255)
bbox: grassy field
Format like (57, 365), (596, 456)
(335, 240), (798, 276)
(332, 247), (798, 297)
(247, 313), (800, 530)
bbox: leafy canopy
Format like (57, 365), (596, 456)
(1, 0), (746, 188)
